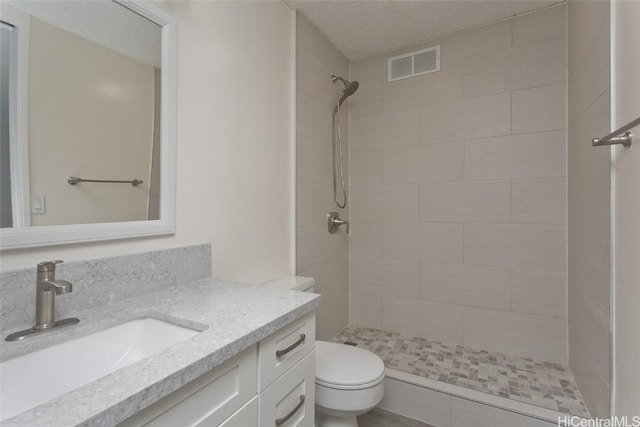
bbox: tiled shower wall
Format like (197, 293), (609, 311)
(567, 0), (611, 418)
(349, 6), (568, 363)
(296, 14), (350, 340)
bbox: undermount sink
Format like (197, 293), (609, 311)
(0, 318), (200, 421)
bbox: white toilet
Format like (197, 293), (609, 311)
(265, 276), (385, 427)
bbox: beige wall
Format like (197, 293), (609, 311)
(349, 6), (568, 363)
(1, 1), (295, 285)
(567, 0), (611, 418)
(296, 14), (350, 340)
(28, 17), (154, 226)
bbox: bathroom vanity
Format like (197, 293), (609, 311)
(0, 274), (320, 426)
(119, 312), (317, 427)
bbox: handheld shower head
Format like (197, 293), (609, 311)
(332, 75), (359, 110)
(331, 75), (358, 210)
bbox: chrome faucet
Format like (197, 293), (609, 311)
(5, 260), (80, 341)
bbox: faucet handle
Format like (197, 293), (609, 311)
(328, 212), (349, 234)
(37, 260), (64, 272)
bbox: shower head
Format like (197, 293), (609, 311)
(332, 75), (359, 110)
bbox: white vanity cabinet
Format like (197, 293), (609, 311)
(118, 312), (316, 427)
(257, 312), (316, 427)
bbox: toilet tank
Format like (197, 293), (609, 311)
(263, 276), (315, 293)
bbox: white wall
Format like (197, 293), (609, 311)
(0, 1), (295, 285)
(612, 0), (640, 416)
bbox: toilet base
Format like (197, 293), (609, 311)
(315, 411), (359, 427)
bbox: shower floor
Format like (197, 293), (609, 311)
(333, 325), (590, 418)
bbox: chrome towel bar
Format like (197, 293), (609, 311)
(68, 177), (143, 186)
(592, 116), (640, 147)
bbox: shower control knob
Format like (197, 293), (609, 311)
(328, 212), (349, 234)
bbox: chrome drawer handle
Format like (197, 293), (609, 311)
(275, 395), (305, 426)
(276, 333), (306, 358)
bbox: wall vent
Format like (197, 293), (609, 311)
(388, 46), (440, 82)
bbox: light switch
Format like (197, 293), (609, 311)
(31, 194), (46, 214)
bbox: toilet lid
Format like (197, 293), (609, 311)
(315, 341), (385, 389)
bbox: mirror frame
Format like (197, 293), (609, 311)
(0, 0), (177, 250)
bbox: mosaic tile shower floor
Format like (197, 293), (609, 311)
(333, 325), (590, 418)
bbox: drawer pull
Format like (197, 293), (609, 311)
(275, 334), (306, 358)
(275, 395), (305, 426)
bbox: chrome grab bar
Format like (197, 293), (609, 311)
(592, 116), (640, 147)
(68, 176), (143, 186)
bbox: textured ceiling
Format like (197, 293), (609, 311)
(5, 1), (161, 67)
(285, 0), (563, 60)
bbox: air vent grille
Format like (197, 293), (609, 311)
(388, 46), (440, 82)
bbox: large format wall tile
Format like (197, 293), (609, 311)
(350, 150), (383, 186)
(350, 290), (382, 329)
(298, 48), (341, 108)
(297, 223), (347, 272)
(297, 133), (332, 184)
(419, 180), (511, 223)
(419, 93), (511, 143)
(383, 296), (465, 344)
(349, 220), (383, 258)
(463, 306), (567, 363)
(350, 77), (382, 118)
(512, 84), (566, 134)
(567, 0), (611, 416)
(384, 222), (463, 262)
(351, 256), (420, 298)
(348, 6), (568, 366)
(383, 142), (464, 184)
(512, 268), (567, 318)
(512, 4), (566, 46)
(351, 108), (419, 151)
(464, 131), (566, 180)
(463, 36), (565, 97)
(297, 14), (349, 75)
(420, 263), (511, 310)
(512, 177), (566, 224)
(464, 223), (566, 271)
(300, 259), (349, 340)
(439, 21), (512, 61)
(351, 184), (419, 221)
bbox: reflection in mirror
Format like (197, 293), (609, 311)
(0, 1), (162, 228)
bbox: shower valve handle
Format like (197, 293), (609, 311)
(328, 212), (349, 234)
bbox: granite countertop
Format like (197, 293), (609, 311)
(0, 279), (321, 427)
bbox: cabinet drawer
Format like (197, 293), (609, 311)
(219, 396), (258, 427)
(258, 312), (315, 391)
(259, 351), (315, 427)
(118, 345), (257, 427)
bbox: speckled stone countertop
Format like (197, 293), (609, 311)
(0, 278), (320, 427)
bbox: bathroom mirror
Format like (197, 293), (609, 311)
(0, 0), (177, 249)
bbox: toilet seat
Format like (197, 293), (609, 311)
(315, 341), (385, 390)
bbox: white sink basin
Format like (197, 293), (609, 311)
(0, 318), (200, 421)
